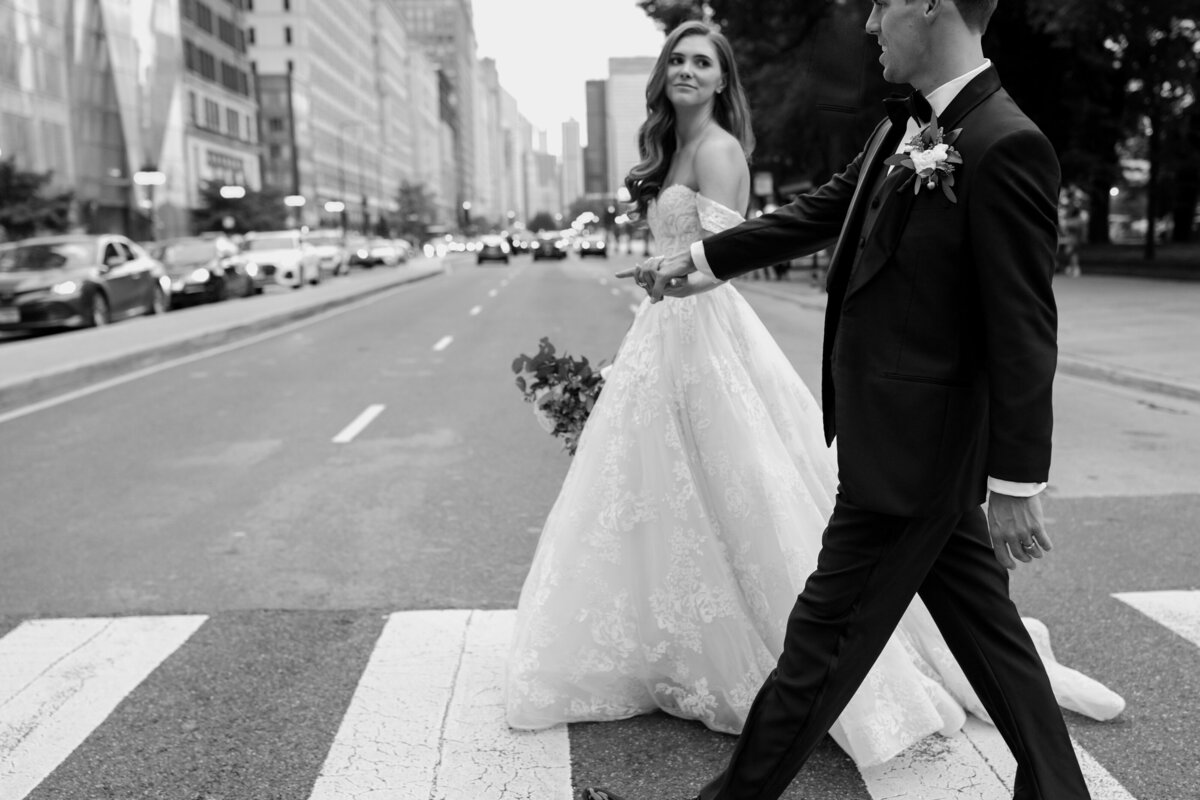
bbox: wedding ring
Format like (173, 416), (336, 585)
(1021, 541), (1036, 550)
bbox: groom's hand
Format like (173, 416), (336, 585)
(987, 491), (1053, 570)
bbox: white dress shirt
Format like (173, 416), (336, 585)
(691, 59), (1044, 498)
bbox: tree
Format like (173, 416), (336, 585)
(395, 181), (437, 243)
(0, 158), (73, 241)
(192, 181), (289, 234)
(528, 211), (558, 232)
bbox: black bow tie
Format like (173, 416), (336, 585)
(885, 90), (932, 128)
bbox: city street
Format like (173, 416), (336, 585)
(1, 252), (1198, 799)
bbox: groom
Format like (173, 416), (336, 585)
(599, 1), (1091, 799)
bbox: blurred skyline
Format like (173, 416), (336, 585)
(472, 0), (665, 154)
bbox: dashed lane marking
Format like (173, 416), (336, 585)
(433, 335), (454, 352)
(470, 305), (483, 316)
(332, 404), (386, 444)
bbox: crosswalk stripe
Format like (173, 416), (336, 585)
(860, 713), (1136, 799)
(0, 615), (207, 800)
(1113, 590), (1200, 647)
(434, 611), (571, 800)
(309, 609), (570, 800)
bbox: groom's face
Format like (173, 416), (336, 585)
(866, 0), (933, 88)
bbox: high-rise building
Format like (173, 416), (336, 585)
(393, 0), (477, 226)
(583, 79), (608, 197)
(560, 118), (582, 212)
(407, 46), (449, 227)
(247, 0), (393, 231)
(498, 88), (528, 228)
(1, 0), (261, 239)
(473, 57), (503, 229)
(0, 0), (75, 215)
(605, 58), (654, 202)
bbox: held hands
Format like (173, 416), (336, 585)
(987, 491), (1054, 570)
(615, 250), (697, 302)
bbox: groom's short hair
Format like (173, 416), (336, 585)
(954, 0), (999, 32)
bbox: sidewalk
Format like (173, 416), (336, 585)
(0, 259), (444, 415)
(733, 271), (1200, 403)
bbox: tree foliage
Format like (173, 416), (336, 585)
(0, 158), (74, 241)
(192, 181), (289, 234)
(638, 0), (1200, 250)
(528, 211), (559, 232)
(395, 180), (438, 243)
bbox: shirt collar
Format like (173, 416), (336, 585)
(926, 59), (992, 117)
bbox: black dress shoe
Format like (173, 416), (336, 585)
(581, 790), (626, 800)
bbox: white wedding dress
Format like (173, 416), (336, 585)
(505, 184), (1123, 767)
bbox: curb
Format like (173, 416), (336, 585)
(0, 264), (444, 415)
(732, 278), (1200, 405)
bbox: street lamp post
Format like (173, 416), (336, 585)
(338, 121), (365, 233)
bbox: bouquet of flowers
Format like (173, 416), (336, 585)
(512, 337), (610, 456)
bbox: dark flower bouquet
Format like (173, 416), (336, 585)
(512, 336), (610, 456)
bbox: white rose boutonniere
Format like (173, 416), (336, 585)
(885, 110), (964, 203)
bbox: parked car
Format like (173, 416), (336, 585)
(369, 238), (404, 267)
(304, 229), (351, 276)
(577, 234), (608, 259)
(241, 230), (321, 288)
(151, 236), (255, 307)
(0, 234), (169, 330)
(530, 232), (569, 261)
(476, 234), (511, 264)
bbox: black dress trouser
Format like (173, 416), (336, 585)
(697, 494), (1091, 800)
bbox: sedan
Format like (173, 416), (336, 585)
(151, 236), (255, 307)
(530, 232), (569, 261)
(577, 234), (608, 258)
(241, 230), (321, 288)
(477, 235), (511, 264)
(0, 234), (169, 330)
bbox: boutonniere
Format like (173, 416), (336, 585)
(884, 110), (964, 203)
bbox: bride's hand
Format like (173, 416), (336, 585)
(662, 272), (723, 298)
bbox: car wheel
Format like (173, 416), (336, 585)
(213, 280), (228, 303)
(147, 285), (167, 315)
(85, 292), (111, 327)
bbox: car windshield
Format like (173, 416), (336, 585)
(245, 237), (295, 251)
(155, 242), (214, 263)
(0, 241), (93, 272)
(306, 234), (340, 247)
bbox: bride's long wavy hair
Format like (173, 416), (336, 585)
(624, 21), (754, 219)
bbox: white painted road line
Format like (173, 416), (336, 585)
(0, 616), (207, 800)
(629, 304), (642, 314)
(489, 289), (499, 298)
(470, 305), (483, 316)
(434, 611), (572, 800)
(309, 610), (571, 800)
(332, 404), (386, 444)
(433, 335), (454, 351)
(861, 715), (1137, 799)
(1114, 590), (1200, 647)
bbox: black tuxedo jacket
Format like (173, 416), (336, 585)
(703, 68), (1060, 516)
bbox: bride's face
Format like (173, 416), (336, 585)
(665, 35), (725, 110)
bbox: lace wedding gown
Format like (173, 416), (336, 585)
(505, 184), (1123, 767)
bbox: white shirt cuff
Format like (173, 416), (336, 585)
(987, 477), (1047, 497)
(691, 241), (715, 279)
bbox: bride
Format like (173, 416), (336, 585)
(504, 20), (1122, 768)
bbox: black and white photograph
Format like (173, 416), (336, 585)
(1, 1), (1198, 799)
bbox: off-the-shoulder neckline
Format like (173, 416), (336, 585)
(656, 184), (745, 219)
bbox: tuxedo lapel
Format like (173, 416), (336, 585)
(823, 114), (906, 297)
(844, 68), (1004, 297)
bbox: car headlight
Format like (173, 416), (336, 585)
(244, 261), (259, 276)
(190, 267), (211, 283)
(52, 280), (80, 295)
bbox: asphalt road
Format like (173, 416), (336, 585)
(1, 251), (1197, 800)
